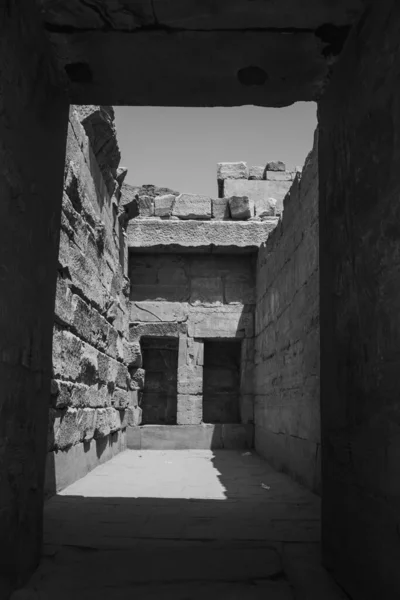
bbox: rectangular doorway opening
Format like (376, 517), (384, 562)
(203, 340), (241, 424)
(141, 336), (178, 424)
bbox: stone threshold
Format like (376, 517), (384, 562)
(127, 424), (254, 450)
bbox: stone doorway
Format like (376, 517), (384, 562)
(203, 340), (241, 424)
(141, 337), (179, 425)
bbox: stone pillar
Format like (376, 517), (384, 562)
(318, 2), (400, 597)
(0, 2), (69, 591)
(177, 336), (203, 424)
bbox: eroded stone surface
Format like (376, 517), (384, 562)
(172, 193), (212, 220)
(127, 219), (279, 250)
(154, 194), (176, 217)
(217, 162), (248, 180)
(228, 195), (255, 220)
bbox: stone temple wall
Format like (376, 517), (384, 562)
(218, 161), (298, 216)
(45, 106), (142, 496)
(254, 131), (320, 493)
(128, 253), (256, 431)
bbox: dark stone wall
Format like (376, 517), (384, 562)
(46, 107), (142, 496)
(0, 2), (68, 592)
(318, 2), (400, 597)
(254, 132), (320, 494)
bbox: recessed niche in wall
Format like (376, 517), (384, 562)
(203, 340), (241, 424)
(141, 336), (178, 425)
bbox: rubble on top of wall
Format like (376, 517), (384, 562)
(123, 161), (300, 224)
(218, 161), (301, 216)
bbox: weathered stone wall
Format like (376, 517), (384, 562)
(218, 161), (297, 216)
(318, 2), (400, 598)
(0, 3), (69, 593)
(254, 132), (320, 493)
(45, 107), (142, 496)
(129, 253), (256, 426)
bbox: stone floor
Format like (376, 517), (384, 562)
(13, 450), (347, 599)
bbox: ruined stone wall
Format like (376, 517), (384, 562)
(319, 2), (400, 597)
(218, 161), (297, 216)
(254, 132), (320, 493)
(45, 106), (142, 496)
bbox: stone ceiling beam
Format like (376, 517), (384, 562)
(39, 0), (365, 106)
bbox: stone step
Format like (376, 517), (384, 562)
(127, 424), (254, 450)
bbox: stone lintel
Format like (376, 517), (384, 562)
(127, 219), (279, 251)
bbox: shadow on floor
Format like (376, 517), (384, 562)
(13, 450), (347, 600)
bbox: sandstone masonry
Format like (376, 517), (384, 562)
(46, 106), (142, 495)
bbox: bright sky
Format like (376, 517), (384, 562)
(114, 103), (317, 198)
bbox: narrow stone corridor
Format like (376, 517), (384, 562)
(15, 451), (346, 599)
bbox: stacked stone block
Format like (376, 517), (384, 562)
(217, 161), (299, 216)
(254, 134), (319, 493)
(49, 107), (142, 477)
(123, 161), (295, 226)
(128, 254), (256, 427)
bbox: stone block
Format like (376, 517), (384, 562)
(130, 301), (187, 323)
(129, 321), (186, 342)
(124, 340), (143, 367)
(79, 344), (99, 385)
(54, 276), (74, 326)
(217, 162), (248, 180)
(94, 408), (111, 438)
(177, 395), (203, 424)
(51, 380), (73, 409)
(249, 166), (265, 180)
(266, 170), (293, 181)
(70, 383), (110, 409)
(135, 424), (223, 450)
(154, 194), (176, 217)
(187, 338), (204, 366)
(106, 407), (121, 433)
(52, 328), (82, 382)
(256, 197), (276, 217)
(190, 276), (224, 305)
(177, 364), (203, 395)
(125, 405), (143, 427)
(126, 426), (142, 448)
(70, 293), (92, 342)
(266, 161), (285, 171)
(223, 179), (291, 216)
(228, 196), (254, 220)
(54, 408), (81, 449)
(188, 306), (253, 338)
(112, 389), (131, 410)
(211, 198), (230, 220)
(130, 367), (145, 390)
(172, 193), (212, 220)
(127, 219), (279, 251)
(77, 408), (97, 442)
(137, 195), (154, 217)
(97, 352), (111, 385)
(116, 362), (130, 389)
